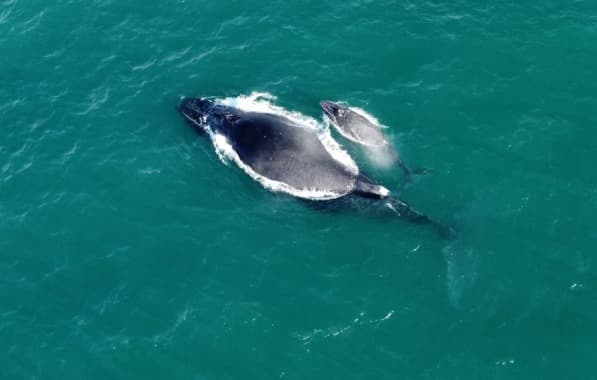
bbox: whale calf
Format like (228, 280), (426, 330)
(320, 100), (429, 177)
(179, 97), (449, 236)
(320, 100), (389, 147)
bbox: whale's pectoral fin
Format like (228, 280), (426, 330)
(410, 167), (434, 175)
(398, 160), (434, 181)
(386, 197), (454, 239)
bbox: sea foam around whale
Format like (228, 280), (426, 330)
(204, 92), (361, 200)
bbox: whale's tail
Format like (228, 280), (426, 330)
(353, 174), (454, 238)
(385, 197), (454, 239)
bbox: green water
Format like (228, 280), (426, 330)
(2, 1), (597, 378)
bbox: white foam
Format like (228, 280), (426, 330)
(199, 92), (360, 200)
(363, 144), (398, 169)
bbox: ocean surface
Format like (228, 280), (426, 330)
(2, 1), (597, 379)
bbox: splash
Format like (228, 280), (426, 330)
(363, 144), (398, 169)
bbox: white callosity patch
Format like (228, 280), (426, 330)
(204, 92), (362, 200)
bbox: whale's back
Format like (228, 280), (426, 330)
(227, 112), (357, 197)
(335, 110), (388, 147)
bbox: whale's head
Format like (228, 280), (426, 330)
(320, 100), (349, 125)
(179, 97), (243, 133)
(179, 97), (215, 129)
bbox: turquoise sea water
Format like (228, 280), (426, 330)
(2, 1), (597, 378)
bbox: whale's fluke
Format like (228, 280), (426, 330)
(386, 197), (454, 239)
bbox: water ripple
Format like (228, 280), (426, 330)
(73, 86), (110, 115)
(16, 9), (46, 34)
(176, 46), (218, 69)
(131, 57), (157, 72)
(297, 309), (395, 345)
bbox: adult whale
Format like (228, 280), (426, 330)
(320, 100), (430, 177)
(179, 97), (449, 236)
